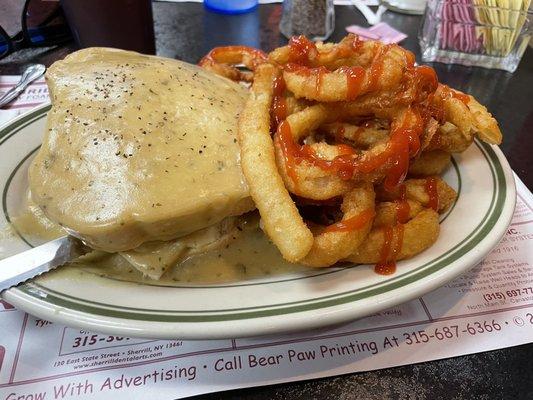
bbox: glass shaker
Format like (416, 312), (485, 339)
(280, 0), (335, 41)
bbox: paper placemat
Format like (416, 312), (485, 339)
(1, 76), (533, 399)
(0, 76), (48, 125)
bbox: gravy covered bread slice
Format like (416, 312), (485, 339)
(30, 48), (253, 252)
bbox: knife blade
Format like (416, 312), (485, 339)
(0, 236), (88, 293)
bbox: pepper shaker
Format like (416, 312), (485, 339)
(280, 0), (335, 41)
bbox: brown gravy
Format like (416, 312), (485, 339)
(11, 196), (307, 285)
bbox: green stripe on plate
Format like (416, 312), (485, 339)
(15, 145), (504, 321)
(3, 139), (462, 290)
(1, 106), (507, 322)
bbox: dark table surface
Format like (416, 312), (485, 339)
(1, 2), (533, 399)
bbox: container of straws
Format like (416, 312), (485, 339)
(419, 0), (532, 72)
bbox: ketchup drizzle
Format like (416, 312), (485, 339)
(451, 90), (470, 104)
(336, 66), (365, 100)
(334, 124), (346, 143)
(375, 224), (404, 275)
(324, 208), (375, 233)
(276, 107), (425, 191)
(276, 35), (446, 277)
(287, 36), (317, 65)
(396, 184), (410, 224)
(200, 46), (267, 68)
(271, 75), (287, 129)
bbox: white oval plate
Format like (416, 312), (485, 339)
(0, 104), (516, 339)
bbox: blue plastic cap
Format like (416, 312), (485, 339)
(204, 0), (258, 14)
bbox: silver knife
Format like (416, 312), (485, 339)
(0, 236), (88, 293)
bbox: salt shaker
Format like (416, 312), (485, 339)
(280, 0), (335, 41)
